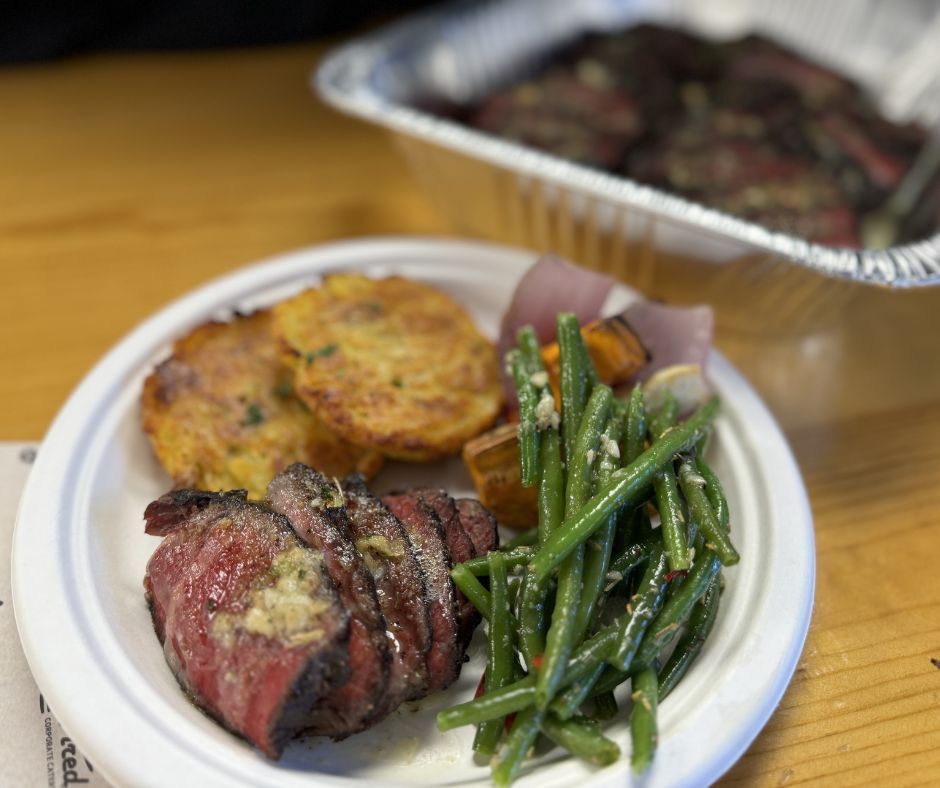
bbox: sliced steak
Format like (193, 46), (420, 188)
(267, 464), (391, 737)
(456, 498), (500, 557)
(343, 475), (432, 703)
(403, 488), (479, 647)
(143, 489), (350, 759)
(382, 492), (462, 693)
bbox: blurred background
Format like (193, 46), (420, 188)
(0, 1), (442, 63)
(5, 0), (940, 437)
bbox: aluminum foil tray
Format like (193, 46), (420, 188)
(316, 0), (940, 332)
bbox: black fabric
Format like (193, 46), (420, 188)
(0, 1), (441, 63)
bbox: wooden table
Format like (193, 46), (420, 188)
(3, 43), (939, 786)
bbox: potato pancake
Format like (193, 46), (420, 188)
(141, 310), (383, 498)
(272, 274), (503, 460)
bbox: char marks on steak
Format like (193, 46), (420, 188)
(382, 491), (462, 693)
(143, 489), (350, 759)
(267, 464), (391, 737)
(395, 488), (480, 647)
(455, 497), (500, 558)
(342, 475), (432, 704)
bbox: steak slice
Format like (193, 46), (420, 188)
(143, 489), (350, 759)
(382, 492), (462, 693)
(267, 464), (391, 737)
(456, 498), (500, 557)
(402, 488), (479, 647)
(343, 475), (432, 704)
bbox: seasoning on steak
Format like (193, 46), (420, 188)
(267, 464), (391, 737)
(396, 488), (479, 647)
(382, 491), (462, 693)
(342, 475), (432, 703)
(455, 497), (500, 557)
(143, 489), (350, 759)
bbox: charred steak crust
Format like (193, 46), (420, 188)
(143, 489), (350, 759)
(402, 488), (480, 647)
(267, 464), (392, 737)
(342, 475), (432, 705)
(456, 498), (500, 557)
(382, 492), (462, 693)
(143, 487), (248, 536)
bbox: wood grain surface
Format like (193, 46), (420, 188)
(2, 42), (939, 786)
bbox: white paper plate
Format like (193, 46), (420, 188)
(11, 238), (814, 788)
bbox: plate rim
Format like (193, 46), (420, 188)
(11, 236), (815, 788)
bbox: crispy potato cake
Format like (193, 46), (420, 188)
(141, 310), (383, 498)
(272, 274), (503, 460)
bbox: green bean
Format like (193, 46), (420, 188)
(556, 313), (591, 468)
(633, 548), (722, 669)
(630, 666), (659, 774)
(695, 453), (730, 531)
(503, 528), (539, 550)
(592, 692), (619, 721)
(528, 397), (721, 583)
(517, 325), (544, 372)
(516, 393), (564, 667)
(623, 384), (647, 464)
(437, 678), (536, 731)
(677, 458), (739, 566)
(612, 396), (629, 428)
(492, 706), (544, 787)
(648, 392), (690, 571)
(574, 518), (615, 640)
(612, 409), (650, 549)
(516, 571), (550, 669)
(609, 531), (658, 576)
(590, 665), (630, 697)
(508, 575), (523, 608)
(548, 666), (627, 722)
(609, 544), (670, 672)
(437, 618), (625, 732)
(537, 427), (564, 546)
(564, 385), (614, 517)
(537, 547), (584, 710)
(548, 661), (605, 720)
(509, 348), (540, 487)
(540, 715), (620, 767)
(647, 393), (678, 445)
(537, 385), (613, 709)
(518, 326), (563, 547)
(656, 465), (690, 571)
(451, 564), (492, 620)
(550, 662), (629, 720)
(474, 553), (515, 754)
(554, 617), (625, 689)
(586, 511), (657, 637)
(658, 574), (721, 701)
(573, 407), (624, 642)
(462, 546), (533, 576)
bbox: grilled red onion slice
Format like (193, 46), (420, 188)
(622, 301), (714, 380)
(500, 253), (614, 357)
(499, 254), (714, 399)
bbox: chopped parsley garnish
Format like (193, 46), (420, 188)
(241, 403), (264, 426)
(391, 377), (404, 388)
(272, 381), (293, 398)
(304, 343), (338, 365)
